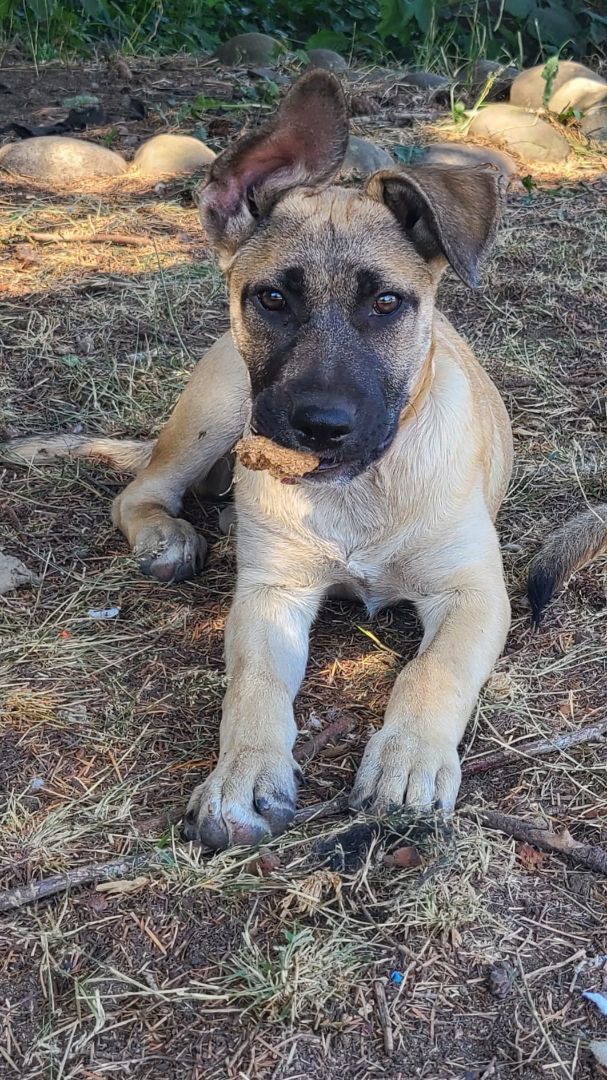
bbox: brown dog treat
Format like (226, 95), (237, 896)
(235, 435), (319, 480)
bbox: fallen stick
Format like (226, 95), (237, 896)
(373, 979), (394, 1056)
(293, 713), (355, 765)
(463, 807), (607, 875)
(0, 797), (350, 913)
(3, 717), (604, 912)
(0, 855), (154, 913)
(0, 714), (355, 913)
(28, 231), (151, 246)
(461, 716), (607, 777)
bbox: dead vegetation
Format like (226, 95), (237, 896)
(0, 56), (606, 1079)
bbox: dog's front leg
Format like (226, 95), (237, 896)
(184, 582), (323, 848)
(350, 567), (510, 814)
(112, 332), (249, 583)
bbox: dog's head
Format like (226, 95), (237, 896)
(198, 71), (503, 482)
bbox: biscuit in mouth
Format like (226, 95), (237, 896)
(235, 435), (320, 481)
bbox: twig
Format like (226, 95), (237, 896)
(462, 716), (607, 777)
(373, 979), (394, 1056)
(0, 715), (355, 913)
(294, 713), (356, 765)
(28, 231), (151, 246)
(0, 798), (351, 913)
(0, 855), (154, 913)
(4, 717), (604, 912)
(464, 807), (607, 875)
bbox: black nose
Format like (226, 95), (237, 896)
(290, 400), (356, 450)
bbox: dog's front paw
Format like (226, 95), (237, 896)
(349, 725), (461, 814)
(134, 519), (207, 583)
(183, 747), (299, 849)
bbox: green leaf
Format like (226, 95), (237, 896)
(503, 0), (535, 17)
(411, 0), (433, 33)
(527, 3), (581, 47)
(306, 29), (351, 51)
(377, 0), (415, 41)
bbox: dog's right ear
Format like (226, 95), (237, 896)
(197, 70), (349, 262)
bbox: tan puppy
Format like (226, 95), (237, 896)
(4, 72), (513, 848)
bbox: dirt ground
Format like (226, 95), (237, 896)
(0, 56), (606, 1080)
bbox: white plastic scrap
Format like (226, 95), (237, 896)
(582, 990), (607, 1016)
(87, 607), (120, 620)
(590, 1041), (607, 1067)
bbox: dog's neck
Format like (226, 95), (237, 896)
(398, 339), (435, 429)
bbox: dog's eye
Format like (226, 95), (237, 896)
(257, 288), (287, 312)
(373, 293), (402, 316)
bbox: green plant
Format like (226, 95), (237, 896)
(541, 51), (560, 105)
(0, 0), (605, 65)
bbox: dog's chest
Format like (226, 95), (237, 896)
(309, 494), (428, 611)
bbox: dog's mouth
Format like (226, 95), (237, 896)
(303, 430), (396, 484)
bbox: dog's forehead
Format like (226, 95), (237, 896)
(238, 185), (431, 288)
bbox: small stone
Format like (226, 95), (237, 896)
(511, 61), (606, 112)
(486, 963), (516, 998)
(402, 70), (450, 93)
(215, 33), (282, 68)
(466, 58), (520, 100)
(132, 134), (215, 177)
(0, 136), (127, 179)
(341, 135), (393, 177)
(422, 141), (518, 180)
(306, 48), (348, 72)
(0, 549), (38, 595)
(468, 103), (570, 164)
(580, 104), (607, 141)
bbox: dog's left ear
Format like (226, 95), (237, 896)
(367, 164), (504, 287)
(198, 70), (349, 261)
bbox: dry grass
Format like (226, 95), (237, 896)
(1, 57), (606, 1079)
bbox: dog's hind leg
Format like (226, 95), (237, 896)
(112, 332), (250, 583)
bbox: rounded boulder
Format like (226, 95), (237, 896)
(0, 136), (127, 180)
(511, 61), (606, 112)
(468, 104), (570, 164)
(132, 134), (216, 177)
(306, 48), (348, 72)
(422, 141), (518, 180)
(215, 33), (281, 67)
(341, 135), (393, 177)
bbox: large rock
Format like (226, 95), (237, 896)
(0, 136), (127, 179)
(341, 135), (393, 176)
(422, 141), (518, 180)
(550, 76), (607, 115)
(132, 134), (215, 176)
(402, 71), (450, 92)
(306, 48), (348, 72)
(215, 33), (281, 67)
(466, 58), (520, 100)
(580, 104), (607, 141)
(468, 103), (570, 163)
(511, 61), (607, 112)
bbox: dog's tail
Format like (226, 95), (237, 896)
(527, 503), (607, 625)
(0, 433), (155, 474)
